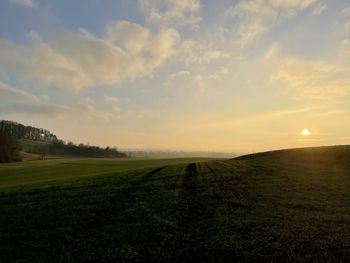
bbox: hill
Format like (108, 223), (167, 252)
(0, 120), (58, 143)
(0, 146), (349, 262)
(0, 120), (127, 159)
(19, 138), (127, 159)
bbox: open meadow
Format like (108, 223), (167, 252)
(2, 1), (350, 262)
(1, 146), (350, 262)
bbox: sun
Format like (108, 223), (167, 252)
(301, 129), (311, 136)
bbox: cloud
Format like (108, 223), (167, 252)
(177, 40), (231, 65)
(26, 30), (42, 42)
(267, 0), (316, 9)
(138, 0), (201, 27)
(103, 95), (121, 112)
(342, 7), (350, 34)
(340, 39), (350, 60)
(0, 82), (115, 120)
(342, 7), (350, 18)
(0, 39), (91, 91)
(270, 58), (350, 99)
(0, 81), (39, 102)
(0, 82), (69, 116)
(311, 110), (344, 117)
(0, 22), (180, 91)
(311, 3), (328, 16)
(168, 70), (191, 79)
(263, 42), (280, 61)
(227, 0), (317, 46)
(0, 102), (69, 116)
(103, 95), (119, 104)
(76, 99), (113, 121)
(9, 0), (36, 8)
(208, 67), (228, 80)
(105, 21), (180, 70)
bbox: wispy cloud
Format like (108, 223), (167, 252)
(271, 58), (350, 99)
(0, 81), (39, 102)
(0, 102), (69, 116)
(342, 6), (350, 17)
(168, 70), (190, 78)
(342, 6), (350, 34)
(0, 82), (117, 120)
(208, 67), (228, 80)
(311, 2), (328, 16)
(76, 99), (113, 121)
(0, 23), (180, 91)
(177, 40), (231, 65)
(311, 110), (344, 117)
(103, 95), (120, 112)
(227, 0), (317, 46)
(0, 82), (68, 116)
(9, 0), (36, 8)
(138, 0), (201, 28)
(103, 96), (119, 104)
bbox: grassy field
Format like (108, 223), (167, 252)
(1, 146), (350, 262)
(19, 139), (53, 161)
(0, 157), (212, 188)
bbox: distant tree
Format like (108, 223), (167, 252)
(27, 143), (51, 160)
(53, 140), (127, 158)
(0, 131), (21, 163)
(0, 120), (58, 142)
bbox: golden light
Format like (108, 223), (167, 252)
(301, 129), (311, 136)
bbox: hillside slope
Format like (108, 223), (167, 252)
(19, 139), (127, 159)
(0, 146), (349, 262)
(1, 121), (127, 160)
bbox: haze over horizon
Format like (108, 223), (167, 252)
(1, 0), (350, 152)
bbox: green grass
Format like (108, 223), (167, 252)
(19, 139), (53, 153)
(0, 157), (212, 188)
(1, 146), (350, 262)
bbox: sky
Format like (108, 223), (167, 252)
(0, 0), (350, 153)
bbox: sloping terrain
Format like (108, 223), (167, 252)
(19, 139), (127, 159)
(0, 146), (350, 262)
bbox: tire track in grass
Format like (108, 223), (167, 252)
(176, 163), (217, 258)
(58, 166), (167, 261)
(177, 163), (199, 228)
(74, 166), (167, 233)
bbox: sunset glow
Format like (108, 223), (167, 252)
(301, 129), (311, 136)
(0, 0), (349, 152)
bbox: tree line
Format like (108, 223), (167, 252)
(0, 131), (21, 163)
(0, 120), (127, 162)
(0, 120), (58, 142)
(52, 141), (127, 158)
